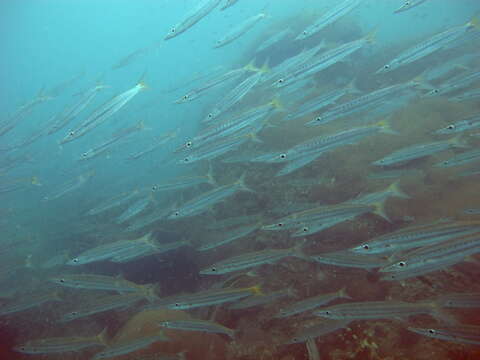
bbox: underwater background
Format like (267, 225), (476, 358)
(2, 0), (480, 359)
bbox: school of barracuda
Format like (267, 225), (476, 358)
(2, 0), (480, 359)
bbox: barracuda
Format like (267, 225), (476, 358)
(377, 17), (479, 73)
(200, 244), (307, 275)
(60, 293), (145, 322)
(275, 34), (373, 88)
(203, 71), (264, 123)
(61, 82), (146, 144)
(149, 285), (261, 310)
(296, 0), (362, 40)
(164, 0), (221, 40)
(275, 288), (350, 318)
(373, 137), (467, 166)
(407, 325), (480, 345)
(15, 329), (108, 354)
(435, 113), (480, 134)
(350, 220), (480, 254)
(158, 319), (235, 338)
(315, 300), (444, 320)
(305, 81), (419, 126)
(92, 333), (168, 360)
(434, 148), (480, 168)
(214, 13), (266, 48)
(167, 174), (253, 219)
(198, 222), (259, 251)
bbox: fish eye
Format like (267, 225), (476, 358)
(152, 185), (158, 191)
(302, 226), (309, 232)
(428, 329), (436, 334)
(277, 222), (284, 227)
(175, 303), (180, 307)
(398, 261), (406, 267)
(443, 161), (449, 165)
(315, 116), (322, 122)
(280, 153), (287, 159)
(384, 64), (390, 69)
(186, 141), (192, 147)
(447, 124), (455, 130)
(211, 267), (217, 272)
(174, 211), (180, 216)
(183, 158), (189, 162)
(362, 244), (369, 250)
(69, 131), (75, 136)
(171, 28), (175, 33)
(82, 153), (87, 157)
(405, 1), (410, 5)
(325, 310), (331, 315)
(208, 113), (213, 118)
(60, 278), (65, 283)
(71, 311), (78, 315)
(278, 79), (284, 84)
(183, 95), (188, 99)
(433, 89), (439, 93)
(72, 258), (79, 263)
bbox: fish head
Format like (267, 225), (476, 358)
(372, 157), (389, 166)
(380, 259), (409, 273)
(433, 159), (451, 168)
(165, 26), (178, 40)
(214, 39), (224, 48)
(199, 264), (220, 275)
(376, 62), (394, 74)
(176, 92), (197, 103)
(78, 150), (92, 161)
(435, 123), (457, 135)
(61, 129), (77, 144)
(295, 29), (310, 41)
(273, 77), (287, 88)
(49, 276), (71, 286)
(394, 1), (413, 14)
(261, 221), (288, 231)
(315, 308), (336, 319)
(423, 88), (441, 98)
(66, 257), (81, 265)
(167, 209), (182, 219)
(306, 114), (325, 127)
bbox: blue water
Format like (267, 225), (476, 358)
(1, 0), (480, 359)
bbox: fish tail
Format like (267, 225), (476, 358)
(248, 284), (263, 296)
(338, 286), (352, 299)
(31, 176), (42, 186)
(468, 15), (480, 29)
(243, 59), (261, 72)
(377, 118), (399, 135)
(236, 172), (255, 192)
(364, 27), (378, 44)
(206, 162), (217, 186)
(269, 97), (284, 111)
(346, 79), (362, 94)
(97, 327), (109, 345)
(372, 200), (391, 222)
(387, 180), (410, 199)
(449, 135), (469, 149)
(228, 329), (237, 339)
(430, 303), (458, 325)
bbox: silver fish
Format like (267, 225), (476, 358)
(296, 0), (362, 40)
(164, 0), (221, 40)
(214, 13), (266, 48)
